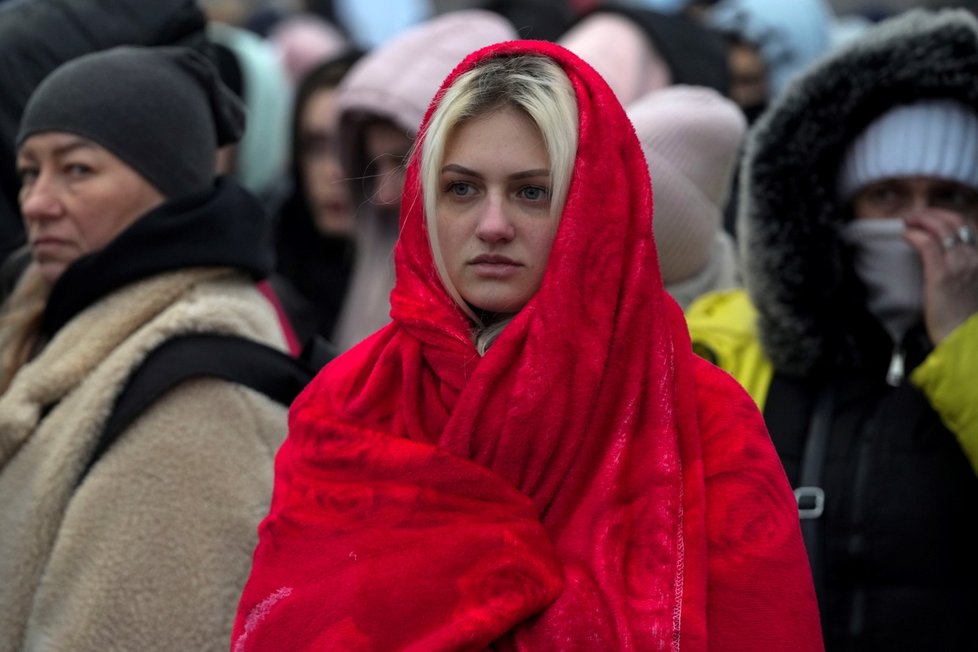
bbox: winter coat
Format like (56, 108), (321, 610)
(0, 0), (208, 262)
(0, 179), (289, 652)
(232, 40), (822, 651)
(687, 9), (978, 651)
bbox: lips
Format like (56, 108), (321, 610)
(31, 237), (68, 251)
(468, 254), (522, 279)
(470, 254), (520, 266)
(318, 199), (348, 213)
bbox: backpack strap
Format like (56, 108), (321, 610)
(794, 384), (835, 612)
(80, 333), (317, 482)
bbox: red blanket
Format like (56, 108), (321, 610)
(232, 40), (822, 651)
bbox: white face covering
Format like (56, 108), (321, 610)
(840, 218), (923, 343)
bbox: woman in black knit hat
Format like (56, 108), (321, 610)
(0, 46), (296, 651)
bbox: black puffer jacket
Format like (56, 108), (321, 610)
(738, 9), (978, 651)
(0, 0), (207, 261)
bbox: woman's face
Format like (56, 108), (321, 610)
(299, 87), (354, 237)
(17, 132), (165, 284)
(435, 106), (556, 316)
(852, 176), (978, 224)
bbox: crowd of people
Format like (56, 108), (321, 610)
(0, 0), (974, 650)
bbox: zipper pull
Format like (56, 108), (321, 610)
(885, 345), (905, 387)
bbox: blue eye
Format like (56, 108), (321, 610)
(447, 181), (474, 197)
(518, 186), (549, 202)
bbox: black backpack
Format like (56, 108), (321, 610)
(80, 333), (322, 481)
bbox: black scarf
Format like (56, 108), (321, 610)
(42, 177), (273, 337)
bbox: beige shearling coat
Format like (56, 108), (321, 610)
(0, 267), (289, 651)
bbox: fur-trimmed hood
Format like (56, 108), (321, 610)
(740, 8), (978, 377)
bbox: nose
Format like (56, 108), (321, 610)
(907, 192), (931, 215)
(20, 173), (63, 225)
(475, 195), (515, 243)
(321, 157), (343, 184)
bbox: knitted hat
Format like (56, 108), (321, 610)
(838, 99), (978, 199)
(268, 13), (349, 87)
(17, 46), (245, 198)
(628, 85), (746, 290)
(559, 12), (672, 105)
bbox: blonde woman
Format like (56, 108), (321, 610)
(234, 42), (822, 651)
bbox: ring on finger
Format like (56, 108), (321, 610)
(942, 234), (960, 250)
(958, 225), (977, 246)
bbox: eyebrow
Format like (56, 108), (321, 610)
(440, 163), (550, 180)
(52, 139), (97, 157)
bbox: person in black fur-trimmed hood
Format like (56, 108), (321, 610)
(0, 46), (293, 650)
(686, 8), (978, 651)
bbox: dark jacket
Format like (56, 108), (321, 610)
(0, 0), (207, 262)
(692, 9), (978, 651)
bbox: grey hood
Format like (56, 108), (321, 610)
(739, 8), (978, 377)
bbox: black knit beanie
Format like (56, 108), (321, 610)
(16, 45), (246, 198)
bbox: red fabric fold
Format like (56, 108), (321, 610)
(232, 40), (822, 651)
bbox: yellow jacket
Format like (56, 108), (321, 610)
(686, 288), (978, 473)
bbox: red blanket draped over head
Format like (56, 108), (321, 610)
(232, 40), (822, 652)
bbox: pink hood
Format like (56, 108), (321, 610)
(337, 9), (517, 181)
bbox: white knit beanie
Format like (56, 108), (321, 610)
(838, 99), (978, 200)
(628, 85), (746, 290)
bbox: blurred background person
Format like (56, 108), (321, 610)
(628, 85), (746, 309)
(704, 0), (836, 121)
(330, 9), (517, 351)
(270, 50), (362, 356)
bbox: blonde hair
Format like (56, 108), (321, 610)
(417, 54), (578, 354)
(0, 263), (51, 394)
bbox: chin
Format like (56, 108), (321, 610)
(38, 263), (66, 285)
(467, 295), (529, 316)
(314, 215), (353, 238)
